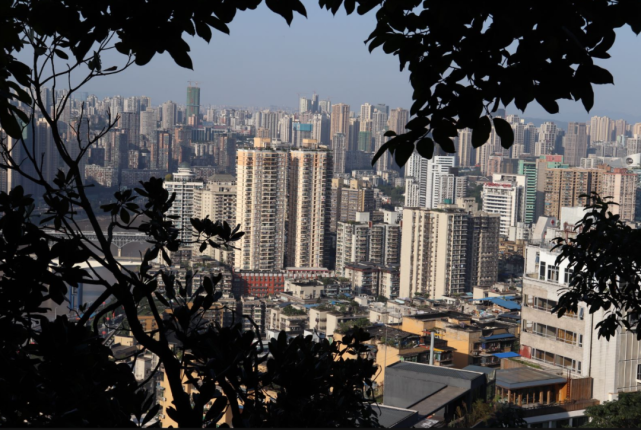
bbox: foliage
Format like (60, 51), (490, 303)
(0, 1), (380, 425)
(552, 193), (641, 340)
(468, 183), (484, 207)
(581, 391), (641, 428)
(377, 184), (404, 205)
(281, 304), (307, 317)
(449, 399), (527, 428)
(376, 295), (388, 303)
(320, 0), (640, 167)
(338, 318), (371, 335)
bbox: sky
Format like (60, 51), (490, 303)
(72, 4), (641, 123)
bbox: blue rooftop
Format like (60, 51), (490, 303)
(494, 352), (520, 359)
(472, 297), (520, 310)
(481, 333), (516, 341)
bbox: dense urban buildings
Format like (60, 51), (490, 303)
(8, 82), (641, 428)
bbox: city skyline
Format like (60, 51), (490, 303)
(13, 4), (639, 123)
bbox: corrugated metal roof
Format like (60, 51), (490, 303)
(496, 367), (567, 390)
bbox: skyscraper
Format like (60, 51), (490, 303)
(234, 143), (289, 271)
(563, 122), (588, 167)
(482, 174), (526, 237)
(139, 107), (157, 144)
(456, 128), (476, 167)
(186, 84), (201, 125)
(163, 164), (204, 244)
(387, 107), (409, 135)
(287, 145), (333, 268)
(517, 160), (538, 224)
(194, 174), (237, 266)
(399, 207), (469, 298)
(589, 116), (613, 143)
(330, 103), (350, 146)
(161, 101), (177, 130)
(535, 122), (558, 156)
(404, 154), (457, 209)
(544, 168), (603, 219)
(600, 167), (637, 221)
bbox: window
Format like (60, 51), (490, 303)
(579, 307), (585, 320)
(564, 268), (574, 284)
(579, 334), (583, 347)
(539, 262), (547, 280)
(547, 265), (559, 282)
(637, 364), (641, 382)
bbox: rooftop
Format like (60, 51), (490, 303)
(496, 367), (568, 390)
(388, 361), (484, 381)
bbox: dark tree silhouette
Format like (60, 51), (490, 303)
(0, 1), (379, 427)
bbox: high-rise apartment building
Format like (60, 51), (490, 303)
(186, 85), (200, 124)
(600, 167), (637, 222)
(482, 173), (526, 237)
(332, 133), (347, 174)
(311, 113), (331, 146)
(627, 136), (641, 155)
(399, 207), (469, 298)
(387, 107), (409, 135)
(400, 207), (499, 298)
(194, 174), (237, 266)
(263, 111), (279, 141)
(466, 212), (500, 290)
(164, 164), (204, 245)
(335, 211), (400, 277)
(330, 103), (350, 146)
(517, 159), (538, 224)
(404, 155), (459, 209)
(287, 145), (333, 268)
(535, 122), (558, 156)
(544, 168), (603, 219)
(589, 115), (613, 143)
(161, 101), (177, 130)
(139, 107), (156, 144)
(563, 123), (588, 167)
(456, 128), (476, 167)
(234, 143), (289, 271)
(118, 112), (140, 147)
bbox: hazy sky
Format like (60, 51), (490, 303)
(79, 4), (641, 122)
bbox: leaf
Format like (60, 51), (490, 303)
(120, 208), (130, 224)
(394, 140), (415, 167)
(588, 65), (614, 85)
(384, 130), (397, 137)
(54, 49), (69, 60)
(371, 136), (397, 167)
(415, 137), (434, 159)
(493, 117), (515, 149)
(167, 47), (193, 70)
(203, 276), (214, 295)
(0, 108), (23, 138)
(472, 116), (491, 148)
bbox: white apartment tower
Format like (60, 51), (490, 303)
(164, 164), (204, 245)
(287, 145), (333, 268)
(234, 143), (289, 271)
(399, 207), (469, 298)
(194, 174), (237, 266)
(482, 173), (526, 237)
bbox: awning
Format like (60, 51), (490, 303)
(480, 333), (516, 341)
(493, 352), (520, 358)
